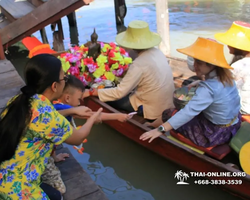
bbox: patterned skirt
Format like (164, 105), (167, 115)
(162, 109), (241, 148)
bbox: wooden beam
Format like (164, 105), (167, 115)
(0, 0), (88, 47)
(0, 36), (5, 60)
(0, 0), (35, 20)
(156, 0), (170, 56)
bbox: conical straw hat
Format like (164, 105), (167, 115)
(116, 20), (161, 49)
(215, 21), (250, 52)
(177, 37), (232, 69)
(239, 141), (250, 175)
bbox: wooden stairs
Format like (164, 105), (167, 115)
(0, 0), (93, 48)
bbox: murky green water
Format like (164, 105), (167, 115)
(9, 0), (250, 199)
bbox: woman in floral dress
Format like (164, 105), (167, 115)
(0, 54), (102, 200)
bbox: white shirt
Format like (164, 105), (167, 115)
(231, 57), (250, 114)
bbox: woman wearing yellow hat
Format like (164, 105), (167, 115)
(140, 37), (241, 147)
(83, 20), (175, 120)
(215, 21), (250, 115)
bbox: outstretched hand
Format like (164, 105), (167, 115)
(89, 107), (103, 124)
(73, 106), (92, 117)
(186, 75), (205, 90)
(139, 129), (162, 143)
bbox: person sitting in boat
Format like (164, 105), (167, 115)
(215, 21), (250, 115)
(83, 20), (175, 121)
(140, 37), (241, 147)
(0, 54), (103, 200)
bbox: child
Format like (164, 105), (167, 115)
(42, 75), (133, 194)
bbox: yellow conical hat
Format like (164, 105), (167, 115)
(239, 141), (250, 175)
(116, 20), (161, 49)
(215, 21), (250, 52)
(177, 37), (232, 69)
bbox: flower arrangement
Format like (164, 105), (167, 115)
(58, 42), (132, 87)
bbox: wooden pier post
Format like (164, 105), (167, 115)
(156, 0), (170, 56)
(67, 12), (77, 27)
(114, 0), (127, 33)
(39, 28), (49, 44)
(52, 18), (65, 52)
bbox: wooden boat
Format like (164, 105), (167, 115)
(84, 56), (250, 200)
(23, 37), (250, 199)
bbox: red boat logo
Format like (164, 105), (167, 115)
(175, 170), (190, 185)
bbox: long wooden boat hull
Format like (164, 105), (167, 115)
(84, 56), (250, 200)
(85, 97), (250, 199)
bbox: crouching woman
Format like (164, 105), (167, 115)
(140, 37), (241, 147)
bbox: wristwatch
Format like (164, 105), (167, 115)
(89, 88), (95, 96)
(157, 125), (166, 133)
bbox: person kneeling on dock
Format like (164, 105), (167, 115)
(83, 20), (175, 121)
(42, 75), (133, 195)
(0, 54), (103, 200)
(140, 37), (241, 148)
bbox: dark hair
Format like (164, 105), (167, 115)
(230, 47), (247, 65)
(64, 75), (85, 93)
(0, 54), (62, 163)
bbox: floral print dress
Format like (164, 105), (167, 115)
(0, 94), (73, 200)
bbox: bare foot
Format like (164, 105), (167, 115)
(54, 153), (69, 162)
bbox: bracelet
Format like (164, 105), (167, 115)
(89, 88), (95, 96)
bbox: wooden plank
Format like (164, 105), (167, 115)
(0, 60), (15, 73)
(0, 18), (11, 29)
(1, 7), (16, 23)
(0, 36), (5, 60)
(56, 147), (108, 200)
(0, 0), (35, 20)
(0, 60), (24, 111)
(27, 0), (44, 7)
(0, 0), (88, 47)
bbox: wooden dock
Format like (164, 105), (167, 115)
(56, 146), (108, 200)
(0, 0), (93, 48)
(0, 59), (24, 112)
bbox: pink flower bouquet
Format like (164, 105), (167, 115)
(58, 42), (132, 87)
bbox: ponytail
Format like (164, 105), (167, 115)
(0, 86), (35, 163)
(0, 54), (62, 164)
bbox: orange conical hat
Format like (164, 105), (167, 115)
(22, 37), (56, 58)
(177, 37), (232, 69)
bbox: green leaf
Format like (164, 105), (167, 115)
(27, 143), (33, 148)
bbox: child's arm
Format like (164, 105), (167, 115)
(72, 112), (136, 122)
(100, 113), (129, 122)
(58, 106), (92, 117)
